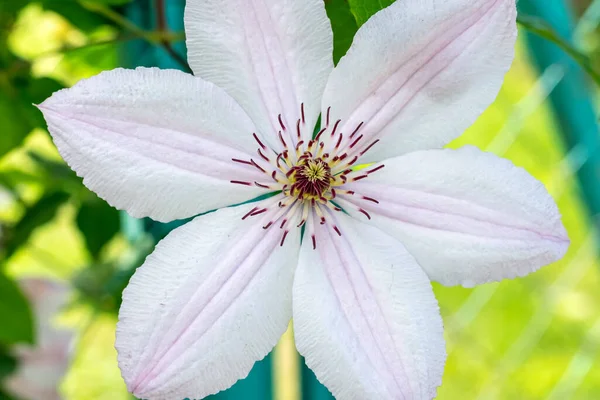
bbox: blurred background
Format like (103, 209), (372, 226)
(0, 0), (600, 399)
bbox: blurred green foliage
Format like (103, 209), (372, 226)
(0, 0), (599, 399)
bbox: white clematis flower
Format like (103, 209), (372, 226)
(38, 0), (569, 398)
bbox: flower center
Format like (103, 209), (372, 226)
(288, 155), (332, 200)
(229, 103), (384, 248)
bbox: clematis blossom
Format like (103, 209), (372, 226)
(38, 0), (569, 399)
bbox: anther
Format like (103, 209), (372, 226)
(278, 114), (286, 131)
(349, 134), (363, 149)
(362, 196), (379, 204)
(360, 139), (380, 156)
(367, 164), (385, 174)
(315, 128), (326, 141)
(334, 133), (343, 149)
(242, 207), (259, 220)
(326, 106), (331, 127)
(253, 133), (267, 150)
(358, 209), (371, 220)
(301, 103), (305, 124)
(278, 131), (288, 148)
(349, 122), (364, 139)
(296, 119), (302, 139)
(231, 180), (252, 186)
(280, 231), (289, 246)
(331, 119), (341, 137)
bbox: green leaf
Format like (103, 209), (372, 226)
(347, 0), (394, 27)
(0, 75), (64, 158)
(0, 273), (34, 345)
(3, 191), (70, 258)
(0, 94), (31, 157)
(76, 196), (120, 259)
(0, 348), (17, 379)
(325, 0), (359, 64)
(517, 14), (600, 87)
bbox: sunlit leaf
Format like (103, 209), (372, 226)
(0, 273), (34, 345)
(3, 191), (70, 258)
(347, 0), (393, 27)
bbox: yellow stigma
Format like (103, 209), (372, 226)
(288, 153), (333, 200)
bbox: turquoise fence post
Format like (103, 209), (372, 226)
(518, 0), (600, 218)
(120, 1), (273, 399)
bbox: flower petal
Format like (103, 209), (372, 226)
(293, 214), (445, 400)
(341, 147), (569, 287)
(320, 0), (517, 162)
(116, 204), (300, 399)
(185, 0), (333, 145)
(39, 67), (268, 222)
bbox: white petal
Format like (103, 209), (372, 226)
(321, 0), (517, 162)
(342, 147), (569, 287)
(185, 0), (333, 145)
(39, 67), (268, 222)
(116, 204), (300, 400)
(294, 214), (445, 400)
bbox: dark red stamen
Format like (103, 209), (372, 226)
(232, 158), (253, 166)
(333, 226), (342, 236)
(231, 180), (252, 186)
(349, 134), (363, 149)
(367, 164), (385, 174)
(311, 235), (316, 249)
(258, 148), (270, 162)
(359, 209), (371, 220)
(331, 119), (341, 137)
(362, 196), (379, 204)
(315, 128), (327, 141)
(326, 106), (331, 127)
(280, 231), (289, 246)
(242, 207), (258, 220)
(296, 119), (302, 139)
(360, 139), (380, 156)
(301, 103), (305, 124)
(335, 133), (343, 149)
(253, 133), (266, 150)
(250, 159), (266, 173)
(254, 182), (270, 188)
(278, 114), (286, 131)
(349, 122), (364, 139)
(278, 131), (288, 148)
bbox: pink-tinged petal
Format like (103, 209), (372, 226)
(342, 147), (570, 287)
(39, 67), (267, 222)
(321, 0), (517, 162)
(294, 214), (445, 400)
(6, 279), (73, 400)
(116, 204), (300, 400)
(185, 0), (333, 146)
